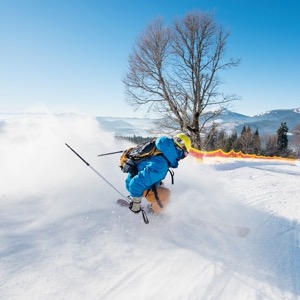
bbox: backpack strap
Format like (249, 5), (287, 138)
(152, 169), (174, 208)
(151, 185), (164, 208)
(149, 172), (173, 209)
(168, 168), (175, 185)
(144, 185), (164, 209)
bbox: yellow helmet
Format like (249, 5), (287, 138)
(173, 133), (192, 153)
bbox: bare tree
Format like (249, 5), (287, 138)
(239, 125), (253, 154)
(203, 122), (219, 151)
(264, 135), (278, 157)
(292, 124), (300, 157)
(123, 11), (240, 148)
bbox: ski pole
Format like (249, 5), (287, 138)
(65, 143), (149, 224)
(97, 150), (124, 157)
(66, 143), (127, 198)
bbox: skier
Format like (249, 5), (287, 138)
(125, 133), (191, 214)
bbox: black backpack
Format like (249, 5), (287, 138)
(119, 139), (162, 175)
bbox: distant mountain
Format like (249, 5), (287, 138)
(213, 108), (300, 136)
(96, 108), (300, 138)
(1, 109), (299, 140)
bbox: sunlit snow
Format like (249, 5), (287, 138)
(1, 113), (299, 300)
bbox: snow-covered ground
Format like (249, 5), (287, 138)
(1, 113), (299, 300)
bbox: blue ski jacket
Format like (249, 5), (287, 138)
(125, 136), (185, 197)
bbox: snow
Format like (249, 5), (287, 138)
(1, 113), (300, 300)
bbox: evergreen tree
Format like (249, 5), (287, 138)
(277, 122), (289, 157)
(215, 130), (227, 151)
(225, 131), (238, 152)
(231, 131), (240, 151)
(115, 135), (153, 144)
(239, 125), (253, 153)
(252, 128), (261, 155)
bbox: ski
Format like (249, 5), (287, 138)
(117, 199), (130, 207)
(116, 199), (149, 224)
(117, 199), (155, 214)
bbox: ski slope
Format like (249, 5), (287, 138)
(0, 114), (299, 300)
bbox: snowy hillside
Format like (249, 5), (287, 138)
(94, 108), (300, 138)
(1, 113), (300, 300)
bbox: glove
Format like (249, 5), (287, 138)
(129, 196), (142, 214)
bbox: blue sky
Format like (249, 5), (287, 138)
(0, 0), (299, 117)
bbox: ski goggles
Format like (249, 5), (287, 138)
(173, 137), (189, 158)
